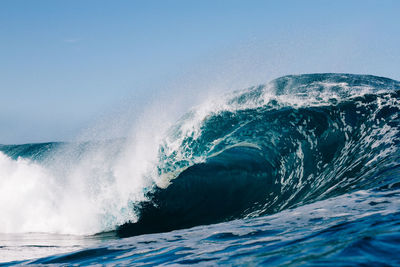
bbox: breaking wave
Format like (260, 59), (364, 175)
(1, 73), (399, 237)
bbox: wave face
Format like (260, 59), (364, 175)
(117, 73), (400, 237)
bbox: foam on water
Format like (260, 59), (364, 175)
(0, 110), (169, 235)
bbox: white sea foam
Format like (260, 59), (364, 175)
(0, 106), (171, 235)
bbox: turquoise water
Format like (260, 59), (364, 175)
(1, 73), (399, 265)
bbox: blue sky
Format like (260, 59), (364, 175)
(1, 0), (400, 144)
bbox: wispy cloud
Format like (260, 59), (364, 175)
(64, 38), (81, 43)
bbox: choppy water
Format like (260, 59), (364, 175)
(1, 73), (400, 265)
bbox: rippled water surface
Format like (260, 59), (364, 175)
(3, 187), (399, 266)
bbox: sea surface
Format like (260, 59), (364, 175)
(1, 73), (399, 266)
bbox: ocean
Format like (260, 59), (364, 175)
(1, 73), (399, 266)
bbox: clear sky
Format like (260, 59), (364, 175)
(1, 0), (399, 144)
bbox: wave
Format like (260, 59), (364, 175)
(117, 73), (400, 237)
(1, 73), (399, 237)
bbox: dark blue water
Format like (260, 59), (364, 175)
(1, 73), (399, 265)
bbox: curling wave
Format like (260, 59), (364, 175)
(117, 73), (400, 237)
(1, 73), (399, 238)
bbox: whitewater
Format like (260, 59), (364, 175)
(0, 73), (399, 265)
